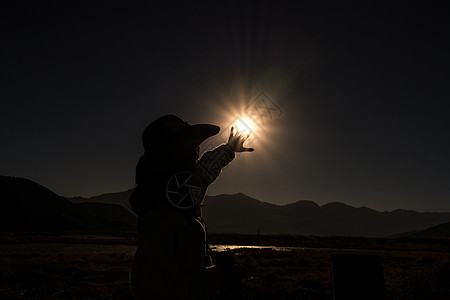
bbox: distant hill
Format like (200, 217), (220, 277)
(202, 194), (450, 237)
(0, 176), (136, 231)
(410, 221), (450, 238)
(77, 202), (136, 229)
(69, 190), (133, 207)
(69, 188), (450, 237)
(3, 176), (450, 236)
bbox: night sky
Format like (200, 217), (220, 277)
(1, 2), (449, 212)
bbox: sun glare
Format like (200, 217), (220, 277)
(200, 83), (285, 156)
(233, 116), (257, 136)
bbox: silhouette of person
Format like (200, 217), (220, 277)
(129, 115), (253, 299)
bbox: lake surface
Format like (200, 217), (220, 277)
(0, 243), (315, 255)
(210, 245), (313, 252)
(1, 242), (446, 255)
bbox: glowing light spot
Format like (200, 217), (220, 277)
(233, 116), (258, 136)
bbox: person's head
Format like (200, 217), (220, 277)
(130, 115), (220, 215)
(142, 115), (220, 161)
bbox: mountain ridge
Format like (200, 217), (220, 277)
(0, 176), (136, 231)
(3, 176), (450, 237)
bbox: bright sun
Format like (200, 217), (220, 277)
(232, 116), (258, 136)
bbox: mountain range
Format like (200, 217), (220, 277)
(2, 175), (450, 237)
(0, 176), (136, 232)
(201, 193), (450, 237)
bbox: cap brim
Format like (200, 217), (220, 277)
(184, 124), (220, 148)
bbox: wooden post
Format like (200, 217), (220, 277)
(331, 254), (386, 300)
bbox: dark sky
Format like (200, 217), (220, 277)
(1, 1), (449, 211)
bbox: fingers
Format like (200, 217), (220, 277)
(235, 130), (242, 141)
(236, 131), (250, 140)
(229, 127), (234, 140)
(228, 127), (254, 153)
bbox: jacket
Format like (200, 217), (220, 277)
(130, 144), (235, 299)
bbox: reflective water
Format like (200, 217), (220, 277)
(210, 245), (305, 252)
(0, 243), (302, 255)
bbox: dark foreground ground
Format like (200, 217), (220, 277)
(1, 233), (450, 299)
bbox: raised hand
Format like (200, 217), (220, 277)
(227, 127), (254, 152)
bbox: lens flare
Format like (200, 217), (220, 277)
(199, 85), (284, 156)
(233, 116), (258, 136)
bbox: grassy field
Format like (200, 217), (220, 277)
(1, 233), (450, 299)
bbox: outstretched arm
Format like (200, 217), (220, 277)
(196, 127), (254, 187)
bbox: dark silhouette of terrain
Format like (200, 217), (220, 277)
(62, 189), (450, 237)
(70, 190), (133, 207)
(77, 202), (136, 229)
(202, 193), (450, 237)
(332, 254), (385, 300)
(0, 176), (136, 231)
(3, 176), (450, 236)
(410, 221), (450, 237)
